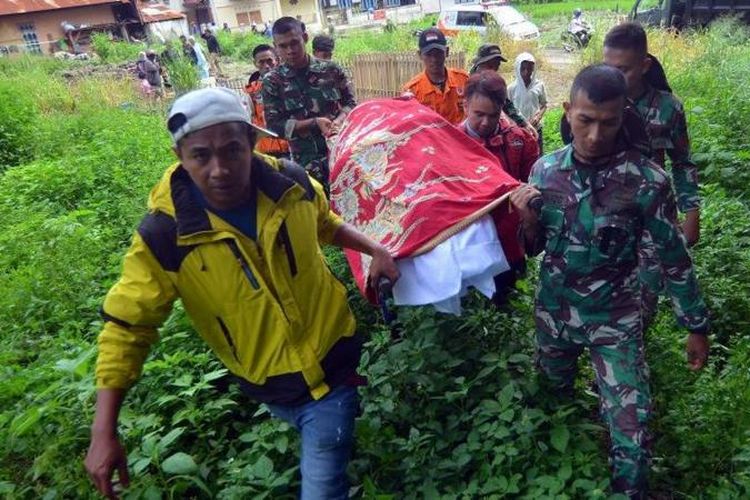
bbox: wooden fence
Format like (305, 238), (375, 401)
(217, 52), (467, 103)
(347, 52), (466, 101)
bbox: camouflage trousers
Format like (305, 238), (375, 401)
(535, 309), (652, 497)
(638, 232), (664, 330)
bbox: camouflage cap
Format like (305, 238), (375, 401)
(471, 44), (508, 70)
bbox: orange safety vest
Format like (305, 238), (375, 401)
(245, 79), (290, 156)
(403, 68), (470, 125)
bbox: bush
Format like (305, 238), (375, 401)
(0, 80), (38, 169)
(165, 54), (200, 95)
(215, 31), (269, 62)
(91, 33), (150, 64)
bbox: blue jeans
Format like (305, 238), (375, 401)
(267, 385), (359, 500)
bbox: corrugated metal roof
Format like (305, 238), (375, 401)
(0, 0), (125, 16)
(140, 3), (185, 23)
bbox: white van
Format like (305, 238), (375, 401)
(437, 4), (540, 41)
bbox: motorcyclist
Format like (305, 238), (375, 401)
(568, 8), (592, 46)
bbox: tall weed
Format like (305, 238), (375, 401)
(91, 33), (150, 64)
(0, 81), (38, 169)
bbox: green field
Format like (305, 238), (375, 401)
(1, 16), (750, 499)
(521, 0), (630, 22)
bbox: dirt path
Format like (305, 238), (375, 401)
(538, 47), (579, 107)
(543, 47), (577, 67)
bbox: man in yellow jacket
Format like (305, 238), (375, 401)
(84, 87), (399, 499)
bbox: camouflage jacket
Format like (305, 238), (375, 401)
(262, 56), (356, 167)
(504, 98), (529, 129)
(528, 145), (708, 333)
(633, 86), (700, 213)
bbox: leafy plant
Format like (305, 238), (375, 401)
(91, 33), (149, 64)
(0, 80), (39, 169)
(165, 54), (200, 95)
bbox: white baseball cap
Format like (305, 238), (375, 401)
(167, 87), (276, 144)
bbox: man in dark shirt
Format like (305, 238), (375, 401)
(201, 28), (222, 77)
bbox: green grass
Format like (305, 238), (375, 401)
(519, 0), (629, 22)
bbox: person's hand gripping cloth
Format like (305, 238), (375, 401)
(329, 98), (520, 313)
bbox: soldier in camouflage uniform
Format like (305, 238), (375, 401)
(603, 22), (701, 325)
(511, 65), (710, 498)
(262, 17), (356, 193)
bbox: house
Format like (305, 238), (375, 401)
(0, 0), (138, 54)
(159, 0), (324, 34)
(212, 0), (279, 30)
(321, 0), (419, 28)
(137, 1), (188, 41)
(163, 0), (215, 31)
(0, 0), (186, 54)
(210, 0), (322, 32)
(272, 0), (323, 28)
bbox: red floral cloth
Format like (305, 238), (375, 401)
(329, 98), (520, 299)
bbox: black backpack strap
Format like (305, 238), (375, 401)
(138, 211), (197, 272)
(278, 158), (315, 201)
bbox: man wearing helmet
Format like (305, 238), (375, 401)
(569, 8), (592, 46)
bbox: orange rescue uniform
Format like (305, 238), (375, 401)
(403, 68), (470, 125)
(245, 79), (289, 156)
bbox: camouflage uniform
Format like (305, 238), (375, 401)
(504, 98), (529, 128)
(528, 144), (709, 496)
(262, 56), (356, 191)
(634, 86), (700, 324)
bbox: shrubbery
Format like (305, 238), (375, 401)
(0, 81), (39, 169)
(215, 31), (269, 62)
(91, 33), (149, 64)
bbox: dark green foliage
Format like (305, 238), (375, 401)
(164, 54), (200, 95)
(672, 19), (750, 200)
(91, 33), (149, 65)
(215, 31), (269, 62)
(647, 187), (750, 496)
(0, 81), (39, 169)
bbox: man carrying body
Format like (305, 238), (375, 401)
(84, 88), (399, 499)
(511, 65), (710, 497)
(603, 22), (701, 325)
(459, 71), (539, 182)
(403, 28), (469, 125)
(245, 44), (289, 158)
(262, 17), (355, 193)
(458, 70), (539, 306)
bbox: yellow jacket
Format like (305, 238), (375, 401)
(96, 154), (358, 405)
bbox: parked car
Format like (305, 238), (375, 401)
(437, 4), (540, 40)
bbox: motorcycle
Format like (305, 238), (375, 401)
(562, 19), (593, 52)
